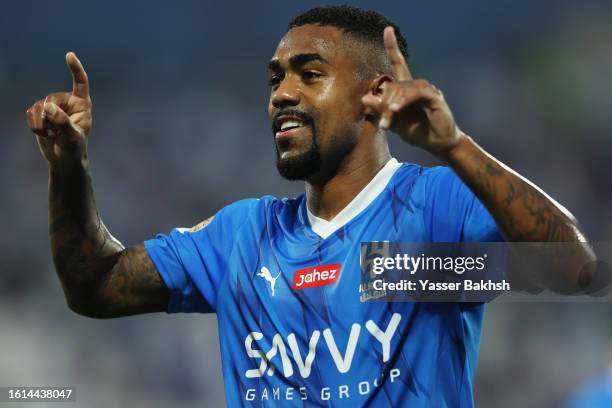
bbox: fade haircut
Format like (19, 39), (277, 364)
(288, 5), (409, 79)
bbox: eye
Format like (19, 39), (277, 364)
(302, 70), (322, 82)
(268, 74), (282, 89)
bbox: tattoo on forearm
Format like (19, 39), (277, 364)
(48, 164), (167, 317)
(465, 150), (579, 242)
(448, 138), (595, 292)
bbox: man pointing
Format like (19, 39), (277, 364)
(26, 6), (593, 407)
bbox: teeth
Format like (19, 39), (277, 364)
(280, 120), (303, 131)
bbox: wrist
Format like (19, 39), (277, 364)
(441, 132), (477, 165)
(49, 155), (90, 178)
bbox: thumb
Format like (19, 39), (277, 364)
(43, 102), (81, 139)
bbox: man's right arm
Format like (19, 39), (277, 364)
(27, 52), (168, 318)
(49, 161), (168, 318)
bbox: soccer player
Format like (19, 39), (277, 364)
(25, 5), (594, 407)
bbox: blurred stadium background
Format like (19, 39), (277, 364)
(1, 0), (612, 406)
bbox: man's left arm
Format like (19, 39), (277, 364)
(362, 27), (596, 292)
(445, 136), (583, 244)
(445, 134), (596, 292)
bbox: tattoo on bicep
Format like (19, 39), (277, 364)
(104, 245), (167, 310)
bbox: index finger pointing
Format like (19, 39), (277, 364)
(65, 51), (90, 98)
(383, 26), (412, 82)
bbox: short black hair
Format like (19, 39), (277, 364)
(288, 5), (409, 71)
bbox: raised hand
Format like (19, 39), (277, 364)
(25, 52), (92, 167)
(362, 27), (463, 159)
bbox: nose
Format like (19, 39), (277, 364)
(271, 77), (301, 109)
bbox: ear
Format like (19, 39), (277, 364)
(362, 74), (393, 122)
(369, 74), (394, 97)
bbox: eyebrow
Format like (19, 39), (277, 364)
(267, 53), (329, 72)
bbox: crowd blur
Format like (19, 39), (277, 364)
(1, 1), (611, 406)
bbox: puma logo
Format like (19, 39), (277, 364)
(257, 267), (281, 296)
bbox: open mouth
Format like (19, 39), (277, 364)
(280, 119), (304, 132)
(273, 112), (313, 138)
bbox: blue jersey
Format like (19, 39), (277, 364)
(565, 370), (612, 408)
(145, 159), (502, 407)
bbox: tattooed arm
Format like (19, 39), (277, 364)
(446, 136), (586, 243)
(26, 53), (168, 317)
(445, 136), (595, 292)
(361, 27), (596, 291)
(48, 163), (168, 318)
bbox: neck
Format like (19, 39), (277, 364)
(305, 137), (391, 221)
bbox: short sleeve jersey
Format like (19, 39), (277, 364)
(145, 159), (502, 407)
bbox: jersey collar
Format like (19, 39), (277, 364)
(306, 158), (401, 239)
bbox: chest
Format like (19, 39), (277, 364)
(217, 205), (429, 334)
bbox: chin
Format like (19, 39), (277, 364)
(276, 147), (321, 181)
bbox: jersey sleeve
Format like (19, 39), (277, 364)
(144, 199), (256, 313)
(421, 166), (503, 242)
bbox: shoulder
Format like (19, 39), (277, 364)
(391, 163), (474, 208)
(233, 195), (300, 212)
(215, 195), (288, 214)
(420, 165), (459, 185)
(212, 195), (300, 223)
(391, 162), (459, 188)
(416, 165), (468, 197)
(390, 162), (457, 199)
(217, 197), (261, 217)
(185, 198), (261, 234)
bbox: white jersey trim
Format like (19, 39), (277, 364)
(306, 158), (402, 239)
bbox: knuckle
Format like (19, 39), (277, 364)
(47, 92), (68, 103)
